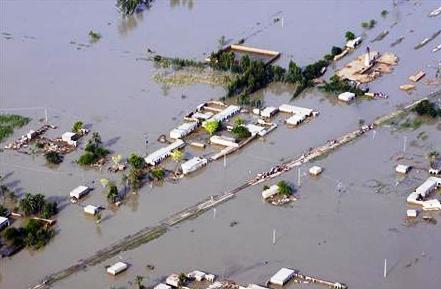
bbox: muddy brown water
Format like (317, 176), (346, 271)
(1, 1), (440, 289)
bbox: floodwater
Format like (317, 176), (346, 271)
(0, 1), (440, 289)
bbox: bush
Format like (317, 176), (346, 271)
(331, 46), (343, 56)
(72, 121), (83, 133)
(345, 31), (355, 41)
(277, 181), (292, 197)
(128, 153), (146, 169)
(78, 132), (109, 165)
(413, 100), (440, 118)
(150, 167), (165, 180)
(45, 151), (63, 165)
(78, 152), (97, 165)
(232, 125), (251, 139)
(203, 120), (220, 135)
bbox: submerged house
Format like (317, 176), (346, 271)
(210, 135), (239, 147)
(0, 217), (9, 231)
(69, 185), (91, 201)
(62, 132), (79, 146)
(262, 185), (279, 199)
(211, 105), (241, 123)
(338, 92), (356, 102)
(144, 139), (185, 166)
(269, 268), (296, 286)
(107, 261), (128, 275)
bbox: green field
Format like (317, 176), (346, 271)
(0, 114), (31, 142)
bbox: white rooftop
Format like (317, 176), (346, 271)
(270, 268), (295, 285)
(145, 139), (185, 165)
(0, 216), (8, 224)
(69, 185), (90, 198)
(154, 284), (172, 289)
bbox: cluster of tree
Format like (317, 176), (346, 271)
(153, 55), (206, 70)
(319, 75), (365, 96)
(88, 30), (101, 42)
(413, 100), (441, 118)
(3, 219), (54, 249)
(0, 204), (8, 216)
(106, 183), (119, 204)
(277, 181), (293, 197)
(231, 118), (251, 139)
(117, 0), (153, 15)
(19, 193), (58, 219)
(45, 151), (63, 165)
(77, 132), (109, 166)
(0, 114), (31, 143)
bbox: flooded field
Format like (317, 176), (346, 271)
(1, 1), (440, 289)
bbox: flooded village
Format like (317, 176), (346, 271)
(1, 1), (441, 289)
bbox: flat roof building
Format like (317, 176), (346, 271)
(286, 114), (306, 126)
(260, 107), (279, 118)
(396, 164), (411, 174)
(181, 157), (208, 175)
(170, 122), (198, 139)
(145, 139), (185, 166)
(278, 104), (313, 116)
(107, 261), (128, 275)
(211, 105), (240, 123)
(69, 185), (91, 200)
(154, 284), (172, 289)
(262, 185), (279, 199)
(210, 135), (239, 147)
(84, 205), (99, 215)
(407, 177), (441, 205)
(346, 37), (362, 49)
(309, 166), (323, 176)
(269, 268), (296, 286)
(245, 124), (266, 137)
(166, 273), (180, 287)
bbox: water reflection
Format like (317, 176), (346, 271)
(170, 0), (194, 10)
(118, 12), (145, 36)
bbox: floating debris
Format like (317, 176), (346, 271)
(391, 36), (405, 47)
(371, 30), (389, 42)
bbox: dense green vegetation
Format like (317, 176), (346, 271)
(18, 193), (58, 219)
(0, 114), (31, 143)
(77, 132), (109, 166)
(3, 219), (54, 249)
(232, 125), (251, 139)
(45, 151), (63, 165)
(0, 204), (8, 216)
(319, 75), (365, 96)
(413, 100), (441, 118)
(381, 10), (389, 17)
(277, 181), (293, 197)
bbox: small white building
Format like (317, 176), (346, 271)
(395, 164), (411, 174)
(346, 37), (362, 49)
(0, 216), (9, 231)
(269, 268), (296, 286)
(286, 114), (306, 126)
(210, 135), (238, 147)
(245, 124), (266, 137)
(260, 107), (279, 118)
(26, 130), (37, 140)
(192, 112), (213, 121)
(107, 261), (128, 275)
(309, 166), (323, 176)
(166, 273), (180, 287)
(188, 270), (206, 281)
(69, 185), (91, 201)
(422, 199), (441, 211)
(429, 168), (440, 175)
(406, 209), (417, 218)
(211, 105), (241, 123)
(181, 157), (208, 175)
(145, 139), (185, 166)
(155, 284), (172, 289)
(262, 185), (279, 199)
(170, 122), (198, 139)
(278, 104), (313, 116)
(84, 205), (99, 215)
(205, 273), (216, 282)
(62, 132), (79, 146)
(338, 92), (356, 102)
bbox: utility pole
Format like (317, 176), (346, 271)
(384, 258), (387, 278)
(272, 229), (276, 245)
(44, 108), (48, 124)
(297, 168), (301, 187)
(403, 136), (407, 153)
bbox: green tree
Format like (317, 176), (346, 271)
(202, 120), (220, 135)
(19, 193), (46, 216)
(45, 151), (63, 165)
(128, 153), (146, 169)
(345, 31), (355, 41)
(135, 275), (145, 289)
(234, 117), (245, 126)
(232, 125), (251, 139)
(171, 149), (184, 173)
(150, 167), (165, 180)
(331, 46), (343, 56)
(107, 184), (119, 204)
(72, 121), (83, 133)
(277, 181), (292, 197)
